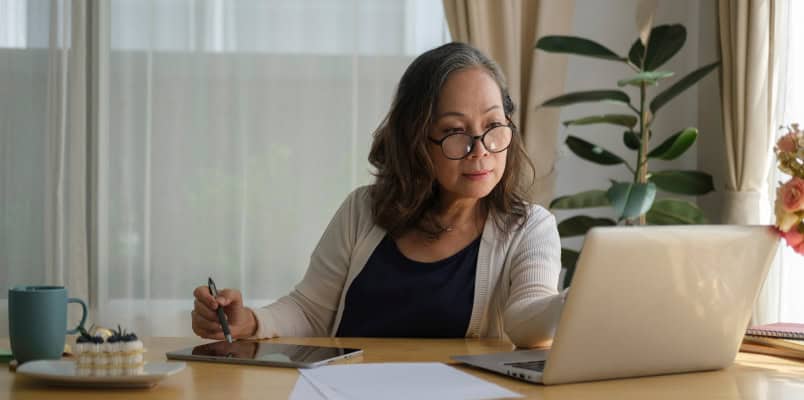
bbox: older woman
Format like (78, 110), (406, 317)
(191, 42), (564, 348)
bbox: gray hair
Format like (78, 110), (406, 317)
(368, 42), (532, 238)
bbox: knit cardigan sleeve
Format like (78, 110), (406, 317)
(501, 206), (565, 348)
(250, 188), (363, 338)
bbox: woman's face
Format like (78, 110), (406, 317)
(428, 67), (509, 203)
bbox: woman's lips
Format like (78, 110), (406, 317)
(463, 170), (491, 180)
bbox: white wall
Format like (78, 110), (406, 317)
(554, 0), (721, 250)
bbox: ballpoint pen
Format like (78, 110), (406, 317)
(208, 277), (233, 343)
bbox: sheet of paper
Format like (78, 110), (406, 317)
(299, 362), (522, 400)
(289, 375), (329, 400)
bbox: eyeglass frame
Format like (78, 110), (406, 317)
(427, 117), (516, 160)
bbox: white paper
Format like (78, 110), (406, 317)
(289, 374), (329, 400)
(298, 362), (522, 400)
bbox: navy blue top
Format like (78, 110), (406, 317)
(336, 234), (479, 338)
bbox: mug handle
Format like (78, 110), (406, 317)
(66, 298), (88, 335)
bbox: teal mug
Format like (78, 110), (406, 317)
(8, 286), (87, 364)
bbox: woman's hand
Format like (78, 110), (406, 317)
(191, 286), (258, 340)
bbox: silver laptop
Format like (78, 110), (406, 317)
(452, 225), (779, 385)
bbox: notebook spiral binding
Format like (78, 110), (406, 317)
(746, 329), (804, 339)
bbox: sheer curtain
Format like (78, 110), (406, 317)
(765, 0), (804, 324)
(0, 0), (449, 337)
(0, 0), (90, 336)
(95, 0), (451, 336)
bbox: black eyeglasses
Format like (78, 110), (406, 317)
(428, 121), (514, 160)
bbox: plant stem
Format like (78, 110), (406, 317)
(636, 81), (649, 225)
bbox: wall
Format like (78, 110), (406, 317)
(554, 0), (721, 250)
(696, 0), (726, 223)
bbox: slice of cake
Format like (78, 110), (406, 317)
(74, 326), (145, 376)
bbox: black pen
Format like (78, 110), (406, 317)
(208, 277), (233, 343)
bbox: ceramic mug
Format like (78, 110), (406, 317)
(8, 286), (87, 364)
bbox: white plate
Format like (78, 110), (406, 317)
(16, 360), (186, 388)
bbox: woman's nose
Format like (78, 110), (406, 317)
(466, 135), (489, 159)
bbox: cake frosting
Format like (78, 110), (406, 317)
(74, 326), (145, 376)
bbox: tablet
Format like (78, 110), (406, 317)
(165, 340), (362, 368)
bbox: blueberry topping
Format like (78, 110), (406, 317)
(108, 324), (139, 343)
(77, 326), (96, 344)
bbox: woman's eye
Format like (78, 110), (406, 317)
(487, 122), (504, 129)
(444, 128), (465, 134)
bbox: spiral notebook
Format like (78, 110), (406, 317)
(746, 323), (804, 340)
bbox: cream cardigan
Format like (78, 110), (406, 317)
(251, 186), (564, 347)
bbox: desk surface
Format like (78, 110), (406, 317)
(3, 336), (804, 399)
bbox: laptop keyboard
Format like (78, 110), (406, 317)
(504, 360), (546, 372)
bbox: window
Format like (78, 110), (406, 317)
(0, 0), (450, 336)
(768, 0), (804, 323)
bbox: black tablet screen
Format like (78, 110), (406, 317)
(178, 341), (362, 364)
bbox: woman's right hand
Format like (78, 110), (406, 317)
(191, 286), (258, 340)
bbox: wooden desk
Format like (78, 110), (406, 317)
(3, 336), (804, 399)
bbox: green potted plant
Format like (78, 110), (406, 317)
(535, 24), (719, 287)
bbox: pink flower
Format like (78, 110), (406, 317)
(782, 228), (804, 248)
(775, 122), (804, 257)
(777, 132), (798, 153)
(775, 226), (804, 255)
(775, 195), (801, 231)
(781, 177), (804, 212)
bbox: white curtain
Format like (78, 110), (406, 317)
(1, 0), (450, 337)
(717, 0), (777, 226)
(761, 0), (804, 324)
(0, 0), (90, 336)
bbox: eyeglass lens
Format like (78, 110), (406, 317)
(441, 125), (512, 159)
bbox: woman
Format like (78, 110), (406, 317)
(191, 42), (564, 348)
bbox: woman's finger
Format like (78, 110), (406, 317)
(192, 311), (223, 332)
(193, 286), (218, 309)
(216, 289), (243, 307)
(191, 315), (216, 338)
(193, 300), (219, 321)
(193, 325), (223, 341)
